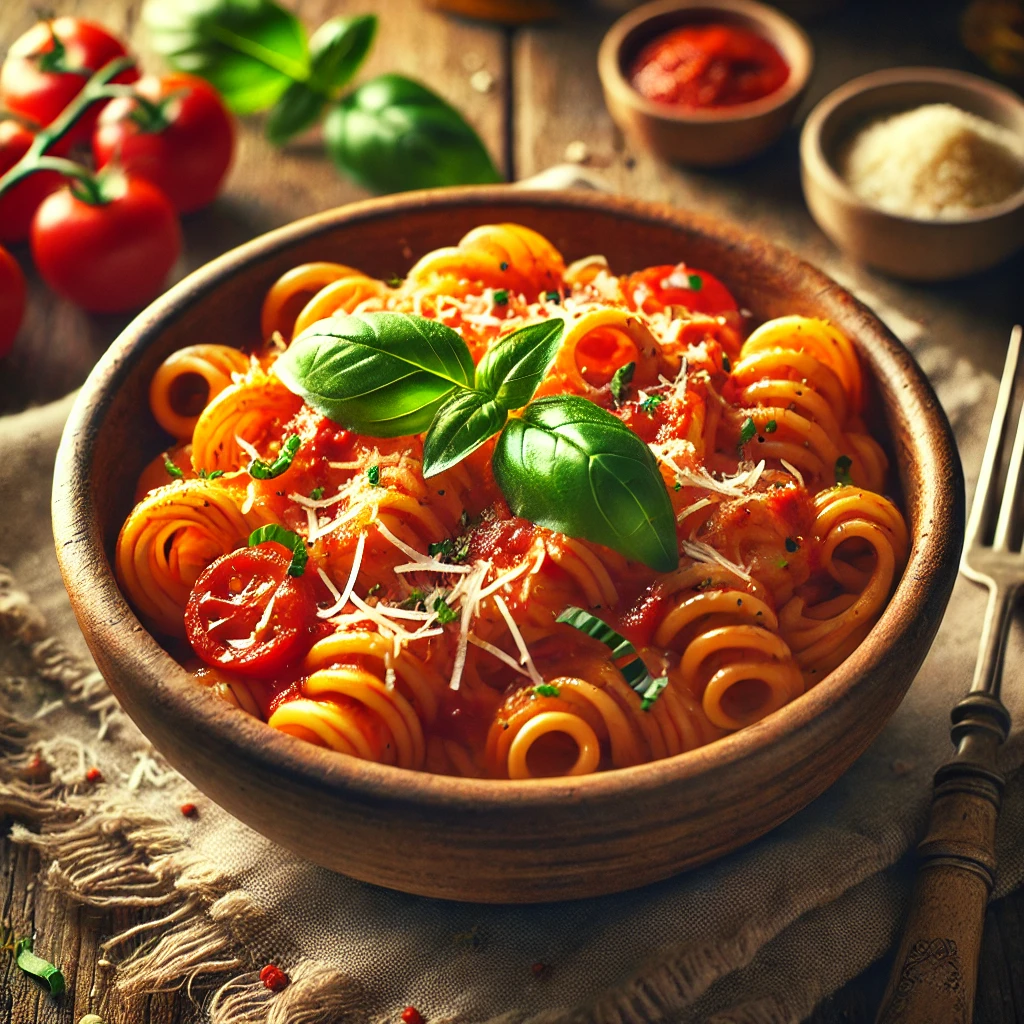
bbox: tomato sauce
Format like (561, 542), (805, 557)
(629, 24), (790, 109)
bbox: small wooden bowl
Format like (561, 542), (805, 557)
(800, 67), (1024, 281)
(597, 0), (813, 166)
(52, 188), (962, 903)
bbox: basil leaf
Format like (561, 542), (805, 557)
(275, 312), (475, 437)
(493, 396), (679, 572)
(249, 524), (308, 577)
(422, 390), (507, 478)
(475, 318), (565, 410)
(144, 0), (310, 115)
(323, 73), (501, 193)
(265, 80), (325, 144)
(308, 15), (376, 94)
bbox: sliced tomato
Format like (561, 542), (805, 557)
(626, 264), (738, 317)
(185, 544), (322, 678)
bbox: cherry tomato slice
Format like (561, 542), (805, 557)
(185, 544), (320, 678)
(626, 264), (738, 317)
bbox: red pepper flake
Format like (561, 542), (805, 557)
(85, 767), (103, 783)
(401, 1007), (424, 1024)
(531, 961), (547, 977)
(179, 803), (198, 818)
(259, 964), (289, 992)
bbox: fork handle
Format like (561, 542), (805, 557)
(876, 692), (1010, 1024)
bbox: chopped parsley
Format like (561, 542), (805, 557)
(398, 588), (427, 610)
(533, 684), (560, 698)
(367, 464), (381, 486)
(545, 290), (560, 304)
(499, 261), (509, 271)
(248, 524), (308, 577)
(764, 419), (777, 433)
(164, 456), (183, 479)
(493, 288), (509, 306)
(739, 417), (757, 445)
(687, 273), (703, 291)
(610, 361), (635, 407)
(638, 392), (664, 414)
(775, 556), (789, 569)
(785, 537), (798, 552)
(309, 486), (324, 500)
(366, 583), (383, 597)
(640, 676), (669, 712)
(249, 434), (301, 480)
(385, 273), (402, 288)
(433, 595), (459, 624)
(197, 468), (224, 480)
(429, 534), (471, 563)
(835, 455), (854, 486)
(674, 481), (682, 491)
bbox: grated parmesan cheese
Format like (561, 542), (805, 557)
(840, 103), (1024, 220)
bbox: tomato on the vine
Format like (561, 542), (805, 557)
(185, 544), (324, 678)
(30, 173), (181, 313)
(0, 245), (26, 357)
(93, 73), (234, 214)
(0, 18), (138, 145)
(626, 264), (739, 317)
(0, 120), (65, 244)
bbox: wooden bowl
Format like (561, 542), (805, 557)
(597, 0), (813, 166)
(800, 67), (1024, 281)
(52, 188), (962, 903)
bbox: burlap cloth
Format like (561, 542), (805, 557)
(1, 201), (1022, 1022)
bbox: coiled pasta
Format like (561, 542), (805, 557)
(120, 223), (909, 780)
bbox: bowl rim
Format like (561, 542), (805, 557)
(597, 0), (814, 125)
(800, 65), (1024, 227)
(53, 186), (962, 813)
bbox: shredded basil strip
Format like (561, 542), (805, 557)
(533, 684), (560, 698)
(249, 434), (302, 480)
(433, 595), (458, 624)
(248, 524), (309, 577)
(555, 606), (667, 709)
(610, 361), (635, 407)
(835, 455), (854, 486)
(15, 937), (65, 996)
(739, 417), (757, 445)
(164, 456), (183, 479)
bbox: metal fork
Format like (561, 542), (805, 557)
(877, 325), (1022, 1024)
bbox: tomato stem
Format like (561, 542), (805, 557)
(0, 55), (137, 200)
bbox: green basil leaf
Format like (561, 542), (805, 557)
(275, 312), (475, 437)
(475, 318), (565, 410)
(422, 390), (507, 478)
(265, 80), (325, 144)
(143, 0), (309, 115)
(308, 15), (376, 94)
(323, 73), (501, 193)
(493, 396), (678, 572)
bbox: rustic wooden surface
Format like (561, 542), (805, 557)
(2, 0), (1023, 1020)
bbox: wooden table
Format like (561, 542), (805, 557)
(2, 0), (1022, 1020)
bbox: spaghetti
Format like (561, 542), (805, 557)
(116, 223), (908, 779)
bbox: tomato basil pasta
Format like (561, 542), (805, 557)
(116, 222), (908, 780)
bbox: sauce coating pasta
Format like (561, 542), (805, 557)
(116, 223), (908, 779)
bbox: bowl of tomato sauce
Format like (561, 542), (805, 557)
(598, 0), (813, 166)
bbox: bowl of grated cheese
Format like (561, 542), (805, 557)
(800, 66), (1024, 280)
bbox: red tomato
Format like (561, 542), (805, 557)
(0, 18), (138, 145)
(0, 245), (26, 356)
(185, 545), (321, 677)
(30, 175), (181, 313)
(626, 264), (738, 317)
(0, 120), (66, 244)
(93, 74), (235, 213)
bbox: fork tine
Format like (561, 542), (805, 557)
(994, 367), (1024, 550)
(965, 324), (1023, 552)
